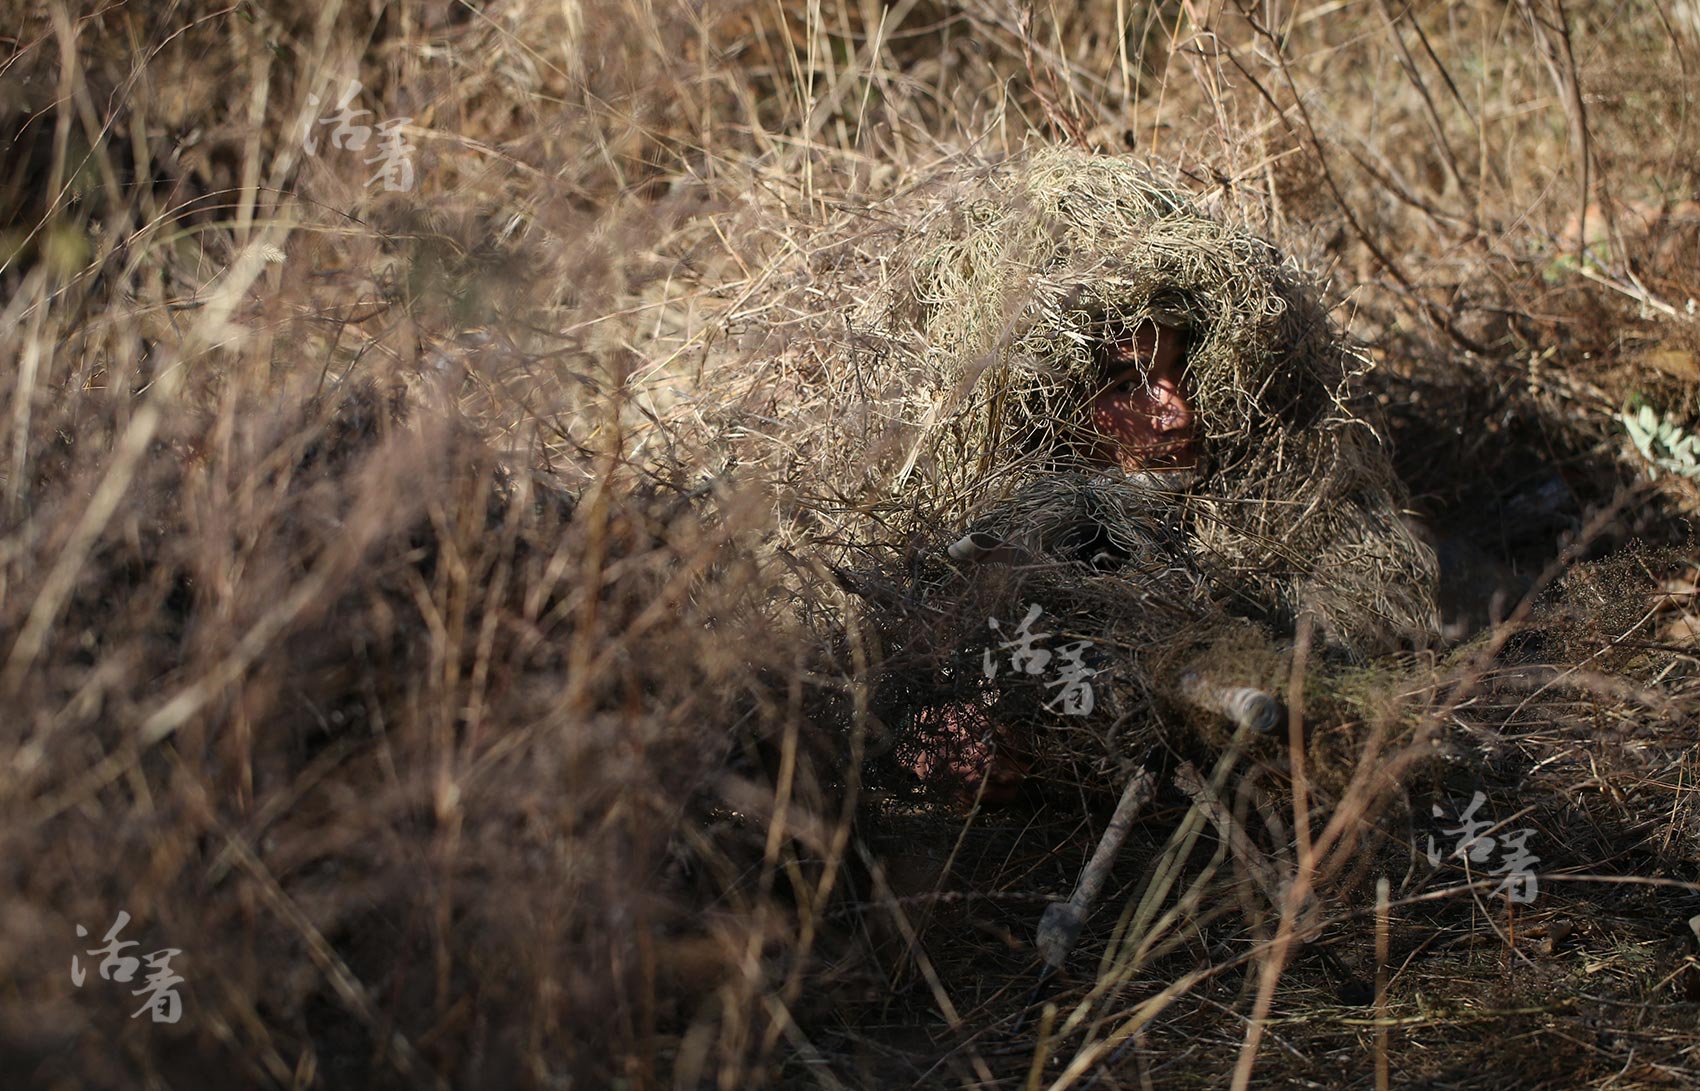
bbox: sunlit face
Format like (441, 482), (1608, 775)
(1084, 320), (1198, 477)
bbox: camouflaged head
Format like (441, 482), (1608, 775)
(823, 148), (1439, 655)
(699, 146), (1435, 655)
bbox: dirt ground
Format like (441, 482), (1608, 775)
(2, 2), (1699, 1089)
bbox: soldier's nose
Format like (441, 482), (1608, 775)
(1149, 378), (1193, 433)
(1122, 371), (1192, 435)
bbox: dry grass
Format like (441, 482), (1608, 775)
(2, 1), (1699, 1088)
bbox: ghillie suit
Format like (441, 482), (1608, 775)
(713, 147), (1439, 796)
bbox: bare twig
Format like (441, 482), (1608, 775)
(1036, 767), (1158, 971)
(1375, 876), (1392, 1091)
(1517, 0), (1602, 266)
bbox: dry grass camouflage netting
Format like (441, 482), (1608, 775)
(690, 148), (1441, 791)
(715, 148), (1437, 650)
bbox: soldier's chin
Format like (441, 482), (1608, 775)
(1117, 465), (1201, 492)
(1104, 450), (1201, 492)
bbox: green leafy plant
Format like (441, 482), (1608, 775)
(1622, 400), (1700, 479)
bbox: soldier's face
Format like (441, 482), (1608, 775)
(1086, 320), (1197, 476)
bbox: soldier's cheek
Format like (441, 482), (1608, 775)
(1090, 400), (1155, 448)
